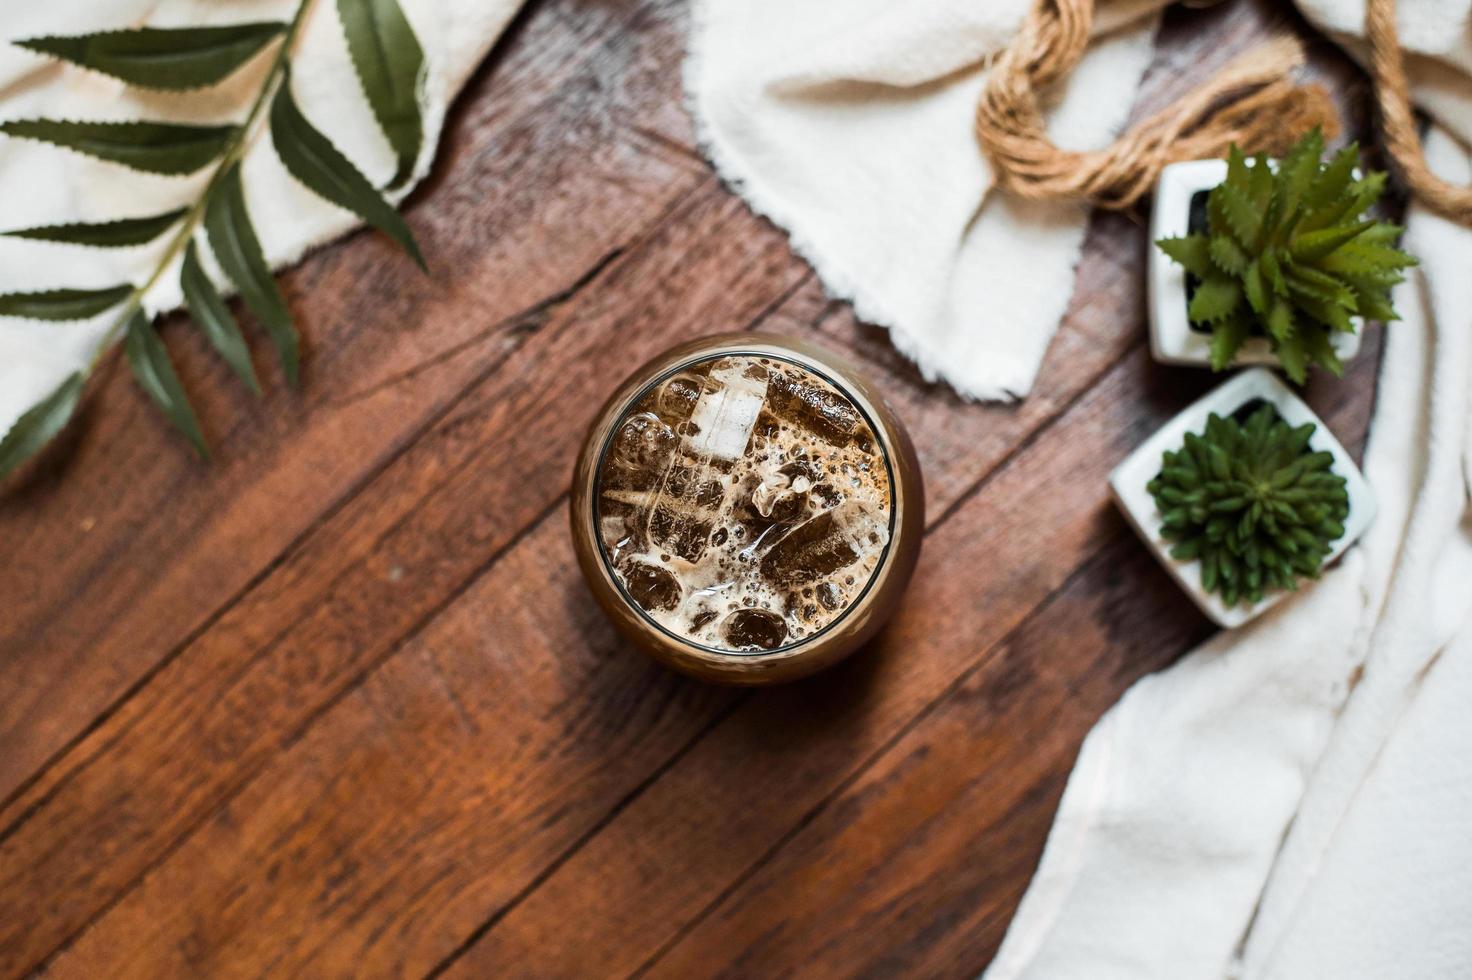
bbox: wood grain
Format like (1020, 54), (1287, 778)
(0, 0), (701, 801)
(0, 179), (809, 974)
(35, 211), (1148, 979)
(0, 0), (1391, 977)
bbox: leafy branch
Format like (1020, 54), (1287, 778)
(0, 0), (428, 478)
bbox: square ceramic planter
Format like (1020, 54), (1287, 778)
(1148, 159), (1362, 371)
(1109, 368), (1376, 629)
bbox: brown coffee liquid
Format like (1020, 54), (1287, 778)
(595, 354), (893, 652)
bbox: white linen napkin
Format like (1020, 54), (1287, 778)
(687, 0), (1171, 400)
(0, 0), (523, 435)
(984, 135), (1472, 980)
(979, 3), (1472, 977)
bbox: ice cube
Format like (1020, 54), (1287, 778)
(655, 372), (708, 421)
(604, 412), (677, 491)
(686, 362), (768, 461)
(816, 582), (844, 611)
(764, 369), (860, 446)
(620, 560), (683, 613)
(721, 608), (788, 651)
(599, 514), (637, 559)
(758, 499), (889, 588)
(646, 464), (726, 563)
(749, 470), (813, 524)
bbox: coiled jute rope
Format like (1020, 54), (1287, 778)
(976, 0), (1472, 224)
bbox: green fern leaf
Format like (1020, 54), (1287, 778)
(124, 311), (208, 457)
(335, 0), (424, 189)
(15, 23), (285, 91)
(0, 119), (233, 175)
(0, 372), (85, 480)
(180, 241), (261, 395)
(204, 164), (299, 385)
(0, 284), (131, 320)
(269, 70), (425, 268)
(0, 0), (432, 473)
(3, 209), (186, 247)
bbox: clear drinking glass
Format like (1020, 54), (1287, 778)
(570, 333), (924, 685)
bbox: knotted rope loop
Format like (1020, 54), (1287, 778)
(976, 0), (1342, 210)
(977, 0), (1472, 224)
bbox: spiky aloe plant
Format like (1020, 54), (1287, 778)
(1148, 403), (1349, 607)
(1156, 129), (1416, 383)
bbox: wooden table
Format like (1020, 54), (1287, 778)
(0, 2), (1387, 976)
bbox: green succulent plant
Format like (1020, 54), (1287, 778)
(1156, 129), (1416, 383)
(1148, 403), (1349, 607)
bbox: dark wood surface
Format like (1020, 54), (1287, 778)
(0, 2), (1386, 977)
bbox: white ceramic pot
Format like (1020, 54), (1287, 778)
(1109, 367), (1376, 629)
(1148, 159), (1362, 371)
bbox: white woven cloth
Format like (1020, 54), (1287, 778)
(984, 130), (1472, 980)
(972, 2), (1472, 977)
(687, 0), (1171, 400)
(0, 0), (522, 433)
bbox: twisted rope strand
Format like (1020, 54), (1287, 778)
(1366, 0), (1472, 222)
(975, 0), (1340, 210)
(977, 0), (1472, 222)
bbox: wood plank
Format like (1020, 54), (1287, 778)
(46, 514), (733, 978)
(1, 41), (1166, 971)
(442, 335), (1380, 980)
(22, 313), (1235, 977)
(0, 0), (700, 802)
(23, 203), (1148, 978)
(51, 312), (1380, 978)
(644, 533), (1211, 979)
(21, 114), (1185, 974)
(429, 3), (1387, 973)
(635, 357), (1381, 980)
(0, 179), (808, 976)
(37, 351), (1139, 977)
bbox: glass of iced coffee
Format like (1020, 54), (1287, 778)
(570, 333), (923, 684)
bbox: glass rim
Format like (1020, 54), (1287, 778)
(591, 347), (899, 657)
